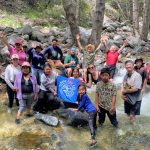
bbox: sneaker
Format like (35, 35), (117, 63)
(89, 140), (97, 147)
(15, 119), (20, 124)
(7, 108), (12, 113)
(113, 124), (119, 128)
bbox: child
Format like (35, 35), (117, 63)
(72, 85), (97, 147)
(76, 34), (103, 82)
(95, 68), (118, 127)
(102, 36), (128, 78)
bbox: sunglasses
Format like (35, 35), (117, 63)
(15, 43), (21, 46)
(88, 66), (94, 69)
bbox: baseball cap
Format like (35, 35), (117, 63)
(15, 39), (23, 45)
(101, 68), (110, 76)
(22, 61), (31, 67)
(70, 47), (76, 51)
(11, 54), (19, 60)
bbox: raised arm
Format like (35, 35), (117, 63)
(0, 32), (11, 49)
(118, 38), (128, 54)
(100, 35), (109, 52)
(76, 33), (84, 51)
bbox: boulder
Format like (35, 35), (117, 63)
(127, 36), (141, 48)
(122, 26), (133, 32)
(54, 109), (88, 127)
(34, 112), (59, 127)
(31, 31), (45, 42)
(21, 24), (32, 35)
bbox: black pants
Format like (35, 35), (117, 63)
(33, 90), (62, 112)
(6, 84), (19, 108)
(88, 110), (97, 140)
(98, 107), (118, 126)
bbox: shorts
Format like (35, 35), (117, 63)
(124, 101), (141, 116)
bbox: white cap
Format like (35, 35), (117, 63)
(11, 54), (19, 60)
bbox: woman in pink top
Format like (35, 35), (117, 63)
(0, 32), (26, 65)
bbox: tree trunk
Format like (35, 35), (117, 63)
(89, 0), (105, 46)
(75, 0), (80, 26)
(62, 0), (79, 44)
(132, 0), (139, 37)
(140, 0), (150, 41)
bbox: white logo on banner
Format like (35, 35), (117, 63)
(59, 79), (76, 97)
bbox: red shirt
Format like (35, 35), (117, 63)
(106, 50), (119, 66)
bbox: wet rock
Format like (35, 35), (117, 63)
(54, 109), (88, 127)
(34, 112), (59, 127)
(21, 24), (32, 35)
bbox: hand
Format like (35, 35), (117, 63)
(70, 61), (75, 65)
(121, 94), (127, 101)
(141, 88), (145, 95)
(13, 88), (19, 92)
(71, 108), (78, 112)
(124, 38), (128, 45)
(109, 106), (115, 114)
(96, 106), (100, 112)
(31, 42), (37, 49)
(54, 91), (57, 96)
(76, 33), (80, 40)
(0, 32), (4, 38)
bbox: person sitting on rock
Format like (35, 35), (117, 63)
(14, 62), (38, 124)
(27, 42), (46, 84)
(87, 64), (101, 86)
(76, 33), (103, 83)
(72, 85), (97, 147)
(102, 35), (128, 79)
(33, 64), (63, 113)
(64, 47), (80, 77)
(0, 32), (26, 65)
(42, 38), (63, 62)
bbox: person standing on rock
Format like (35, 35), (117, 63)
(14, 62), (38, 124)
(121, 60), (142, 124)
(4, 54), (21, 113)
(76, 34), (103, 83)
(64, 47), (80, 77)
(134, 58), (147, 95)
(0, 32), (26, 65)
(27, 42), (46, 85)
(102, 35), (128, 79)
(72, 85), (97, 147)
(95, 68), (118, 127)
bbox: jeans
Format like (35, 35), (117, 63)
(6, 84), (19, 108)
(88, 110), (97, 140)
(98, 106), (118, 126)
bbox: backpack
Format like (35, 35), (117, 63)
(146, 65), (150, 85)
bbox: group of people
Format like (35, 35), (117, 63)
(0, 31), (148, 147)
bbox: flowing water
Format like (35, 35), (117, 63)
(0, 67), (150, 150)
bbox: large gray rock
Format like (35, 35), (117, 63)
(31, 31), (45, 42)
(21, 24), (32, 35)
(54, 108), (88, 127)
(34, 112), (59, 127)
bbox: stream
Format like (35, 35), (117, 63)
(0, 66), (150, 150)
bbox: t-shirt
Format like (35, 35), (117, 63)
(64, 54), (79, 69)
(9, 47), (26, 65)
(106, 50), (119, 66)
(21, 78), (33, 94)
(81, 49), (97, 68)
(123, 71), (142, 101)
(43, 45), (63, 60)
(96, 81), (117, 111)
(40, 72), (56, 92)
(77, 94), (96, 113)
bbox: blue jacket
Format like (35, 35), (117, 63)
(77, 94), (96, 113)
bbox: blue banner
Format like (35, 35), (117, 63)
(57, 76), (80, 103)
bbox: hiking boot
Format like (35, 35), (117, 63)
(89, 140), (97, 147)
(113, 123), (119, 128)
(15, 119), (20, 124)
